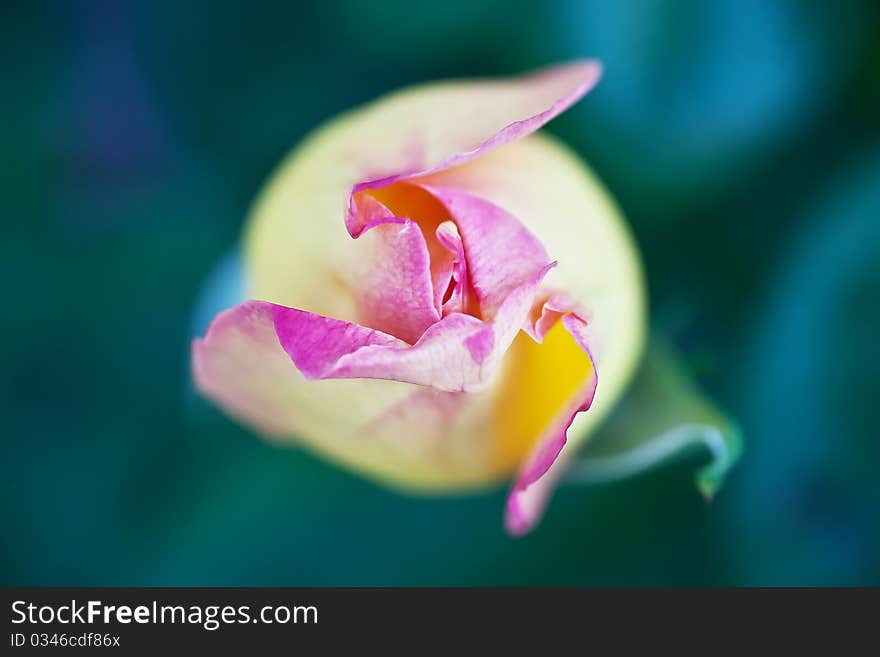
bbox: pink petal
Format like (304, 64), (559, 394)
(505, 312), (598, 536)
(192, 301), (325, 437)
(271, 262), (555, 393)
(194, 302), (504, 490)
(416, 184), (552, 319)
(345, 194), (441, 344)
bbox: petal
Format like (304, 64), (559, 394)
(360, 182), (460, 320)
(272, 263), (554, 393)
(434, 220), (470, 315)
(193, 301), (519, 491)
(414, 184), (552, 319)
(502, 308), (598, 536)
(193, 301), (404, 438)
(344, 194), (440, 344)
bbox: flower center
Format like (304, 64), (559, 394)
(362, 182), (481, 320)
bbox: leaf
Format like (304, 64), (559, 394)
(567, 337), (742, 500)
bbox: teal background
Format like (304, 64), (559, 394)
(3, 0), (879, 585)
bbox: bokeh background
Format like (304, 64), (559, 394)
(3, 0), (879, 585)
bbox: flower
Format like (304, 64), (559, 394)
(192, 61), (645, 535)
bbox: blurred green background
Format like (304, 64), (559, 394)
(3, 0), (879, 585)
